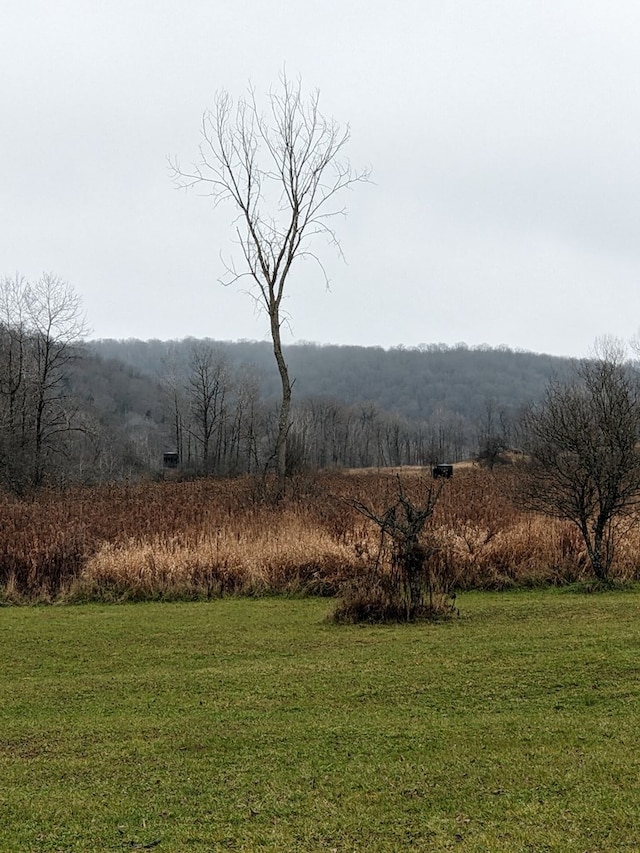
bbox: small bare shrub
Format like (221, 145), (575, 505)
(332, 475), (457, 623)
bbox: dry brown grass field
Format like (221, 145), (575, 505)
(1, 467), (639, 603)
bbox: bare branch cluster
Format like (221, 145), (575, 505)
(172, 75), (370, 301)
(348, 475), (443, 544)
(519, 353), (640, 581)
(342, 476), (451, 620)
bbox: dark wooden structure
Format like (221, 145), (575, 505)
(163, 451), (179, 469)
(432, 464), (453, 479)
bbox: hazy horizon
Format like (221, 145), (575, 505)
(3, 1), (640, 359)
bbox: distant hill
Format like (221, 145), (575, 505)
(89, 338), (574, 424)
(26, 338), (576, 484)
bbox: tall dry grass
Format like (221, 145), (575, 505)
(1, 467), (639, 603)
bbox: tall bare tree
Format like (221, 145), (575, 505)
(0, 276), (29, 443)
(172, 73), (370, 492)
(27, 274), (89, 485)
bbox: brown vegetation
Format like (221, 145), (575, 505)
(1, 467), (639, 604)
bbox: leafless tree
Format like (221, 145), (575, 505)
(0, 273), (88, 489)
(186, 342), (230, 473)
(0, 276), (29, 445)
(339, 476), (453, 622)
(228, 366), (262, 475)
(519, 348), (640, 582)
(171, 73), (370, 493)
(27, 274), (89, 485)
(476, 398), (510, 469)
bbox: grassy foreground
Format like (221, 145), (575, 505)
(2, 592), (640, 852)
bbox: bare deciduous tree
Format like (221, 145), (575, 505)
(186, 342), (229, 474)
(335, 476), (455, 622)
(160, 343), (188, 466)
(171, 73), (370, 493)
(28, 274), (89, 485)
(519, 348), (640, 583)
(0, 273), (88, 489)
(476, 398), (511, 469)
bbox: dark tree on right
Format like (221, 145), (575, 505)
(519, 343), (640, 583)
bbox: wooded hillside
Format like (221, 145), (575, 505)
(90, 338), (571, 421)
(0, 323), (576, 489)
(73, 339), (574, 480)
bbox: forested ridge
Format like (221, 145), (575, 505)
(73, 338), (573, 479)
(0, 303), (577, 490)
(90, 338), (571, 422)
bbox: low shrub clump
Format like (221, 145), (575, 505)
(331, 475), (458, 622)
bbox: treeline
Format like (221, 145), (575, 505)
(85, 341), (467, 478)
(0, 273), (575, 490)
(83, 337), (573, 479)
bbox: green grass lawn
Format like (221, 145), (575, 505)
(2, 591), (640, 852)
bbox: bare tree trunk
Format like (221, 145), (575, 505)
(586, 517), (612, 583)
(270, 310), (291, 493)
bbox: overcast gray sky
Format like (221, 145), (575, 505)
(2, 0), (640, 357)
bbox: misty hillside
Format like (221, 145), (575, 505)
(0, 337), (576, 490)
(89, 338), (573, 424)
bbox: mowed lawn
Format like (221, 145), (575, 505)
(2, 592), (640, 852)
